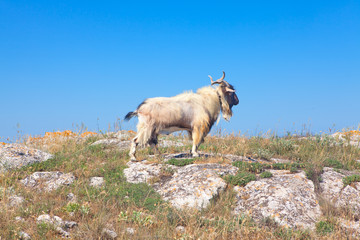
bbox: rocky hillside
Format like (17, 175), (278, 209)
(1, 130), (360, 239)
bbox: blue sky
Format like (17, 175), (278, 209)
(1, 0), (359, 141)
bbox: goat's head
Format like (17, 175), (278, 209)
(209, 71), (239, 121)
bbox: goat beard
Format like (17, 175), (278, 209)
(220, 103), (233, 121)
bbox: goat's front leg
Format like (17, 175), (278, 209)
(191, 129), (203, 158)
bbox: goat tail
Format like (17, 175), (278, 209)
(124, 111), (137, 121)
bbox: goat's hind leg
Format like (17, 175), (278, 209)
(129, 137), (139, 161)
(149, 134), (160, 157)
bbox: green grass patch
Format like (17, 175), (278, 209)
(342, 175), (360, 187)
(271, 162), (303, 170)
(324, 158), (343, 169)
(223, 172), (256, 186)
(167, 158), (195, 166)
(315, 220), (334, 235)
(232, 161), (266, 173)
(101, 165), (163, 212)
(260, 171), (273, 178)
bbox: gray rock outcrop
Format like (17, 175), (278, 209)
(0, 143), (53, 172)
(36, 214), (77, 237)
(124, 160), (237, 209)
(233, 170), (321, 229)
(21, 171), (75, 191)
(320, 167), (360, 217)
(124, 161), (163, 184)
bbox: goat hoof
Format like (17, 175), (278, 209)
(192, 152), (199, 158)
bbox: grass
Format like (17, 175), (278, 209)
(223, 172), (257, 186)
(316, 220), (335, 235)
(342, 175), (360, 187)
(260, 171), (273, 178)
(167, 158), (195, 166)
(1, 130), (360, 239)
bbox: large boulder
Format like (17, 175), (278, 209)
(320, 167), (360, 217)
(233, 170), (322, 229)
(0, 143), (53, 172)
(124, 160), (237, 210)
(153, 163), (238, 209)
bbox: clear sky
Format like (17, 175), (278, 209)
(1, 0), (359, 141)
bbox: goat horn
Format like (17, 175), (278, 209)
(210, 71), (226, 85)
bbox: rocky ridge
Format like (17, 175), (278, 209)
(1, 130), (360, 237)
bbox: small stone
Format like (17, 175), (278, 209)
(15, 216), (25, 222)
(175, 226), (185, 234)
(66, 193), (76, 202)
(19, 231), (31, 240)
(126, 227), (135, 235)
(64, 221), (78, 229)
(102, 228), (118, 239)
(36, 214), (53, 225)
(55, 226), (70, 238)
(8, 195), (24, 207)
(89, 177), (104, 188)
(52, 216), (64, 228)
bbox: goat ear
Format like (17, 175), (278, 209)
(225, 87), (235, 93)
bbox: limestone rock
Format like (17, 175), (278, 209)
(21, 171), (75, 192)
(55, 226), (70, 238)
(175, 226), (185, 234)
(15, 216), (25, 222)
(339, 218), (360, 238)
(36, 214), (74, 237)
(125, 160), (237, 209)
(66, 193), (76, 202)
(8, 195), (24, 208)
(124, 161), (163, 184)
(106, 130), (134, 140)
(158, 140), (184, 147)
(234, 170), (321, 229)
(36, 214), (54, 225)
(19, 231), (31, 240)
(332, 132), (360, 148)
(89, 177), (104, 188)
(125, 227), (135, 235)
(102, 228), (118, 239)
(320, 167), (360, 217)
(0, 143), (53, 172)
(154, 163), (237, 209)
(91, 135), (183, 151)
(91, 139), (131, 151)
(64, 221), (78, 229)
